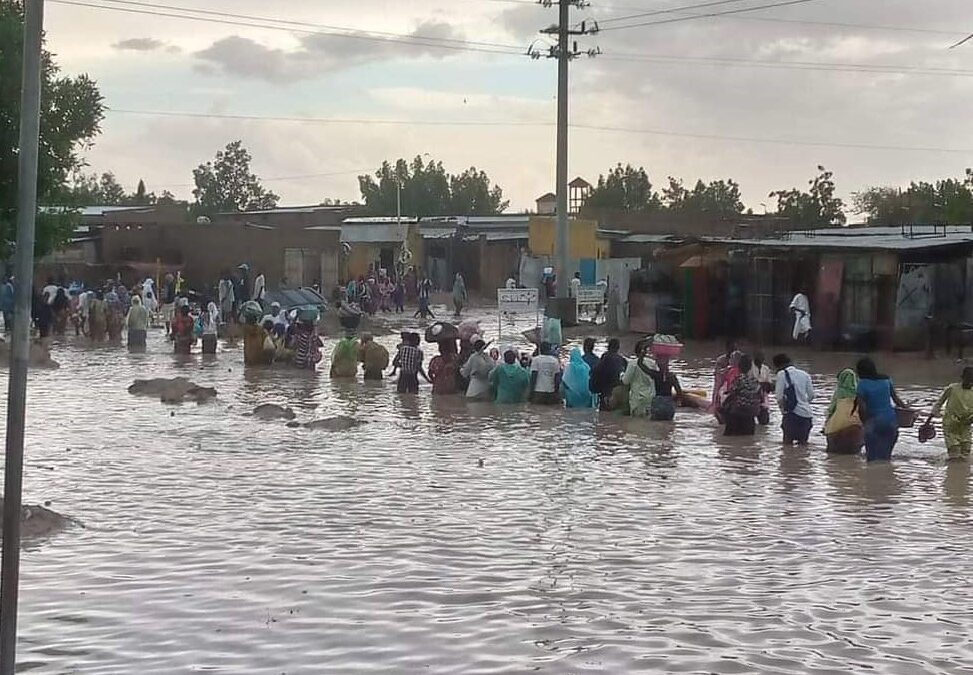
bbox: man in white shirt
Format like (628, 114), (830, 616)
(789, 291), (812, 341)
(530, 342), (562, 405)
(569, 272), (582, 298)
(773, 353), (815, 446)
(253, 271), (266, 305)
(42, 277), (59, 305)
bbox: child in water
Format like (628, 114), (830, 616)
(926, 366), (973, 461)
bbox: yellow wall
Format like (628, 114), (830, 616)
(343, 224), (423, 280)
(345, 245), (378, 280)
(529, 216), (600, 258)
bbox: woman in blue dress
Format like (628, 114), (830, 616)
(853, 357), (910, 462)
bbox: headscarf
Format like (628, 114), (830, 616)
(828, 368), (858, 416)
(206, 301), (220, 329)
(563, 347), (595, 408)
(331, 336), (360, 377)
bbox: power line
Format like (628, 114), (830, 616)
(148, 168), (372, 190)
(107, 108), (550, 127)
(103, 108), (973, 155)
(598, 0), (754, 25)
(91, 0), (524, 51)
(601, 52), (973, 77)
(703, 13), (967, 38)
(48, 0), (527, 56)
(600, 0), (820, 32)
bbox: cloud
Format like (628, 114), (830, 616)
(113, 37), (166, 51)
(194, 20), (470, 83)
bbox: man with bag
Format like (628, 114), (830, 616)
(773, 353), (815, 446)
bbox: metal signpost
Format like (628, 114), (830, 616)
(497, 288), (540, 339)
(575, 286), (606, 321)
(2, 1), (45, 672)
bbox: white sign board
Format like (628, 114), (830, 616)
(576, 286), (606, 306)
(498, 288), (539, 315)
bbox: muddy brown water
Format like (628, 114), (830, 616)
(3, 308), (973, 673)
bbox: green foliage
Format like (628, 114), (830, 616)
(192, 140), (279, 214)
(852, 170), (973, 225)
(358, 156), (507, 216)
(56, 171), (179, 207)
(770, 166), (846, 227)
(584, 164), (660, 212)
(663, 177), (743, 219)
(0, 0), (104, 256)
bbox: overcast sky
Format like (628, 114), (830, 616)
(43, 0), (973, 215)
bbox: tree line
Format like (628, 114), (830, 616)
(582, 163), (846, 228)
(3, 1), (971, 261)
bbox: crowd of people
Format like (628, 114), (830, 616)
(9, 267), (973, 464)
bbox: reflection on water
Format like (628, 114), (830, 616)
(3, 315), (973, 674)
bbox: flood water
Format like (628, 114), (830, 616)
(3, 308), (973, 674)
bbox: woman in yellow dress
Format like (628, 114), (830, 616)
(926, 367), (973, 461)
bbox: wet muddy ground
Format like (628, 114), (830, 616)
(2, 306), (973, 673)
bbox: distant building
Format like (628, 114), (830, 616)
(535, 192), (556, 215)
(569, 177), (592, 214)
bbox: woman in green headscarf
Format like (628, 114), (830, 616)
(824, 368), (864, 454)
(330, 333), (360, 378)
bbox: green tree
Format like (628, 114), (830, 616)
(0, 0), (104, 256)
(770, 165), (846, 227)
(192, 140), (279, 214)
(584, 164), (660, 211)
(663, 177), (744, 219)
(448, 167), (508, 215)
(98, 171), (125, 204)
(132, 178), (148, 205)
(358, 156), (507, 216)
(853, 171), (973, 225)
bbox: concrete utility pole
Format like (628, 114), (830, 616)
(1, 1), (45, 672)
(535, 1), (598, 298)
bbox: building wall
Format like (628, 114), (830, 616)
(478, 239), (523, 293)
(100, 222), (340, 290)
(528, 217), (600, 258)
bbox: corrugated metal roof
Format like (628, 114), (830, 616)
(223, 205), (350, 216)
(340, 223), (407, 243)
(709, 226), (973, 251)
(344, 216), (418, 224)
(41, 206), (149, 217)
(620, 234), (685, 244)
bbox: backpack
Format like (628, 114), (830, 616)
(782, 368), (798, 414)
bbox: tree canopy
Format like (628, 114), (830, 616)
(0, 0), (104, 256)
(358, 156), (508, 216)
(584, 164), (661, 212)
(57, 171), (178, 207)
(770, 166), (846, 227)
(852, 170), (973, 225)
(663, 177), (744, 219)
(192, 140), (279, 214)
